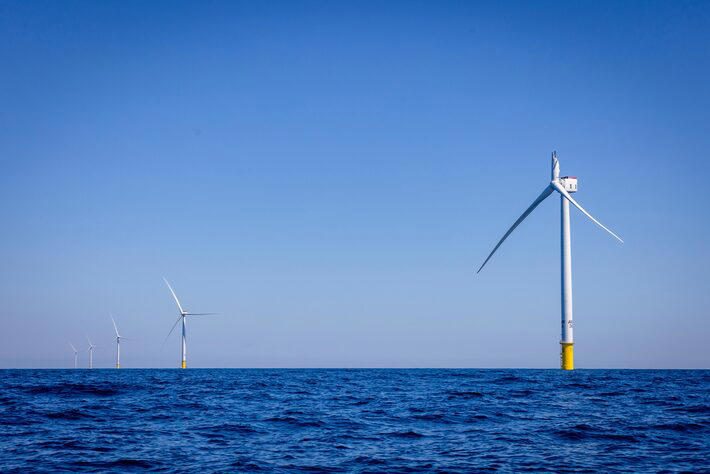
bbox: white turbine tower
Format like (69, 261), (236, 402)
(478, 152), (623, 370)
(163, 278), (217, 369)
(68, 342), (78, 369)
(110, 314), (127, 369)
(86, 336), (96, 369)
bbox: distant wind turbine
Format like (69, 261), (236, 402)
(110, 314), (127, 369)
(68, 342), (78, 369)
(86, 336), (95, 369)
(163, 278), (217, 369)
(478, 152), (623, 370)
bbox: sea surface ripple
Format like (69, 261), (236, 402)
(1, 369), (708, 472)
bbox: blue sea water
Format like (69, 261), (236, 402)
(0, 369), (708, 472)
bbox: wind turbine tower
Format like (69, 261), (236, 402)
(163, 278), (217, 369)
(111, 314), (126, 369)
(478, 152), (623, 370)
(68, 342), (78, 369)
(86, 336), (95, 369)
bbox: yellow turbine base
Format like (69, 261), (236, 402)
(561, 343), (574, 370)
(181, 361), (187, 369)
(116, 364), (120, 369)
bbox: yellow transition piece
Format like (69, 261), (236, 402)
(561, 343), (574, 370)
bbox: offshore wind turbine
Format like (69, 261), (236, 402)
(477, 152), (623, 370)
(68, 342), (78, 369)
(163, 278), (217, 369)
(86, 336), (95, 369)
(110, 314), (127, 369)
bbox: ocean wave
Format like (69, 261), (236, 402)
(554, 425), (641, 443)
(45, 408), (95, 420)
(352, 455), (387, 465)
(383, 430), (425, 438)
(200, 422), (258, 434)
(652, 422), (707, 432)
(668, 404), (710, 414)
(447, 390), (484, 399)
(264, 416), (323, 428)
(71, 458), (158, 469)
(411, 412), (450, 423)
(25, 382), (130, 397)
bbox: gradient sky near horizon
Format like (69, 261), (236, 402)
(1, 1), (708, 368)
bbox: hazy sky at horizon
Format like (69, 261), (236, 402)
(1, 0), (708, 368)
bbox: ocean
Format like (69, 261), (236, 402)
(1, 369), (708, 472)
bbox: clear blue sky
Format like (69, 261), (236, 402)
(1, 1), (708, 368)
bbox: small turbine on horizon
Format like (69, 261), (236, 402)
(163, 278), (217, 369)
(68, 342), (78, 369)
(86, 335), (96, 369)
(478, 152), (623, 370)
(110, 314), (127, 369)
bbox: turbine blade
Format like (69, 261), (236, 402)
(477, 184), (554, 273)
(163, 315), (183, 346)
(551, 181), (624, 243)
(110, 313), (120, 338)
(163, 278), (185, 314)
(551, 151), (560, 180)
(69, 342), (77, 353)
(184, 313), (219, 316)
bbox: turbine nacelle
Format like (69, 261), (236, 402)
(556, 176), (578, 193)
